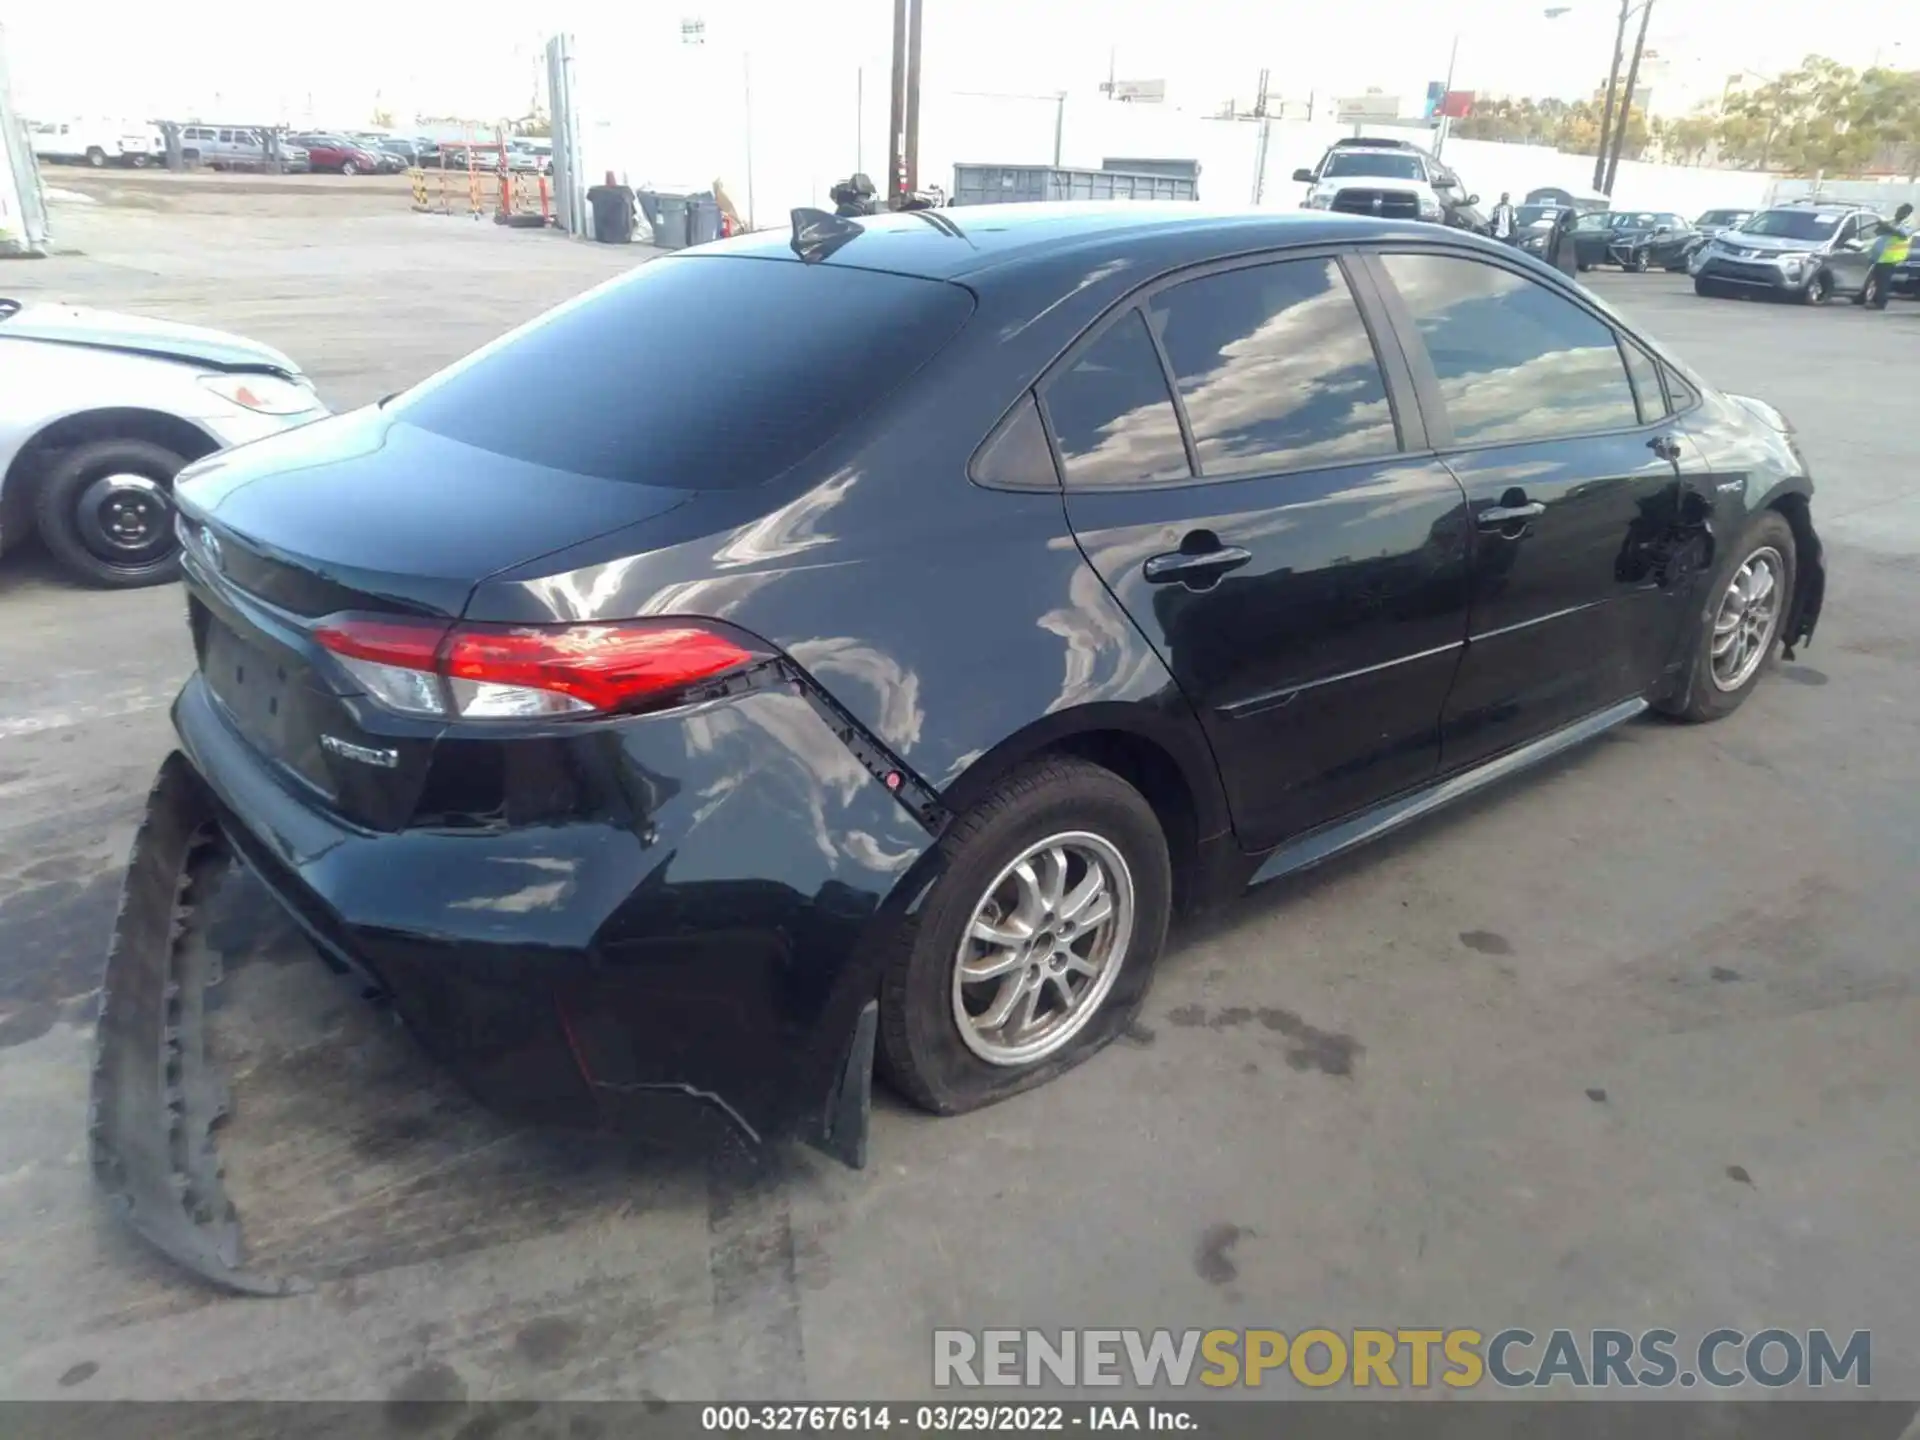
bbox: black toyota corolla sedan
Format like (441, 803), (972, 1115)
(165, 203), (1824, 1162)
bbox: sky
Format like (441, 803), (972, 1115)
(5, 0), (1915, 129)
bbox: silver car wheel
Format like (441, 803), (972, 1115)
(951, 831), (1134, 1067)
(1710, 545), (1785, 692)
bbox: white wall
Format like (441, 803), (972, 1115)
(564, 24), (1778, 229)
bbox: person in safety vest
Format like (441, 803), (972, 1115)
(1862, 202), (1913, 310)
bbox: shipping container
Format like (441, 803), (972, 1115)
(951, 164), (1199, 207)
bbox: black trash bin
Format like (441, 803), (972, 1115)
(586, 184), (636, 244)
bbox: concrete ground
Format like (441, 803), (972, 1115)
(1, 181), (1916, 1406)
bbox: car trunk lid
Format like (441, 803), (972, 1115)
(174, 409), (691, 829)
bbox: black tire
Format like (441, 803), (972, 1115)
(1801, 270), (1832, 305)
(1577, 259), (1592, 272)
(1657, 510), (1797, 724)
(85, 147), (108, 168)
(877, 756), (1172, 1115)
(1626, 254), (1648, 273)
(1694, 278), (1720, 298)
(340, 160), (358, 176)
(33, 439), (188, 588)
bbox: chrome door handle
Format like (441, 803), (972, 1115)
(1477, 502), (1545, 527)
(1143, 545), (1253, 586)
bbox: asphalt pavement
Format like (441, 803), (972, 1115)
(1, 197), (1915, 1405)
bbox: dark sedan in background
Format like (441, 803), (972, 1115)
(1571, 210), (1699, 271)
(95, 203), (1827, 1290)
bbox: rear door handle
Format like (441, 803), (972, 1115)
(1143, 543), (1253, 587)
(1477, 501), (1545, 527)
(1648, 433), (1683, 462)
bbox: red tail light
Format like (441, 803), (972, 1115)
(313, 614), (765, 720)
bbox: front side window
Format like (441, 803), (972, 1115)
(1044, 311), (1191, 488)
(1378, 252), (1641, 446)
(1146, 257), (1399, 477)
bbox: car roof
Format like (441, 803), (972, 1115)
(691, 203), (1464, 283)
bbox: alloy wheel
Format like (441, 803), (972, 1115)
(951, 831), (1135, 1067)
(1710, 546), (1785, 692)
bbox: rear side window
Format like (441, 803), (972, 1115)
(394, 257), (974, 488)
(1620, 339), (1667, 424)
(1378, 252), (1640, 445)
(1043, 310), (1191, 487)
(1147, 257), (1399, 476)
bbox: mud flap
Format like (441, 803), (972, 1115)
(806, 999), (877, 1170)
(89, 752), (306, 1296)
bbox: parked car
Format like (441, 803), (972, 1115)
(352, 133), (422, 166)
(28, 118), (163, 168)
(1293, 137), (1482, 229)
(1692, 202), (1893, 303)
(0, 297), (326, 586)
(1694, 208), (1754, 240)
(1582, 211), (1700, 272)
(1523, 186), (1610, 217)
(506, 137), (553, 174)
(286, 134), (384, 175)
(1889, 249), (1920, 299)
(175, 125), (279, 170)
(150, 206), (1824, 1175)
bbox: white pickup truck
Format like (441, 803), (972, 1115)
(28, 118), (165, 169)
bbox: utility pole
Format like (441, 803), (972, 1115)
(1593, 0), (1630, 191)
(1435, 34), (1459, 157)
(1254, 68), (1270, 119)
(1604, 0), (1652, 193)
(886, 0), (923, 205)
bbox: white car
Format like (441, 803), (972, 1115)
(1292, 138), (1479, 228)
(28, 118), (164, 169)
(0, 299), (328, 587)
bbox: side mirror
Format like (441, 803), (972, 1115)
(1292, 168), (1315, 184)
(1465, 194), (1480, 207)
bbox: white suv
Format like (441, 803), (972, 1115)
(28, 119), (163, 169)
(1292, 139), (1481, 229)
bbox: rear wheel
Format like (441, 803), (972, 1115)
(877, 756), (1171, 1114)
(33, 439), (188, 588)
(1658, 511), (1797, 723)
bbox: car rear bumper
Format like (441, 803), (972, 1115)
(170, 663), (939, 1150)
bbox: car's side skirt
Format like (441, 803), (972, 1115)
(1248, 696), (1648, 890)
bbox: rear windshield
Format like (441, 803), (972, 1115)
(392, 255), (975, 488)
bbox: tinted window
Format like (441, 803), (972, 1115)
(1147, 258), (1398, 476)
(970, 394), (1058, 491)
(1379, 253), (1640, 445)
(1620, 340), (1667, 424)
(1044, 310), (1190, 488)
(395, 256), (974, 488)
